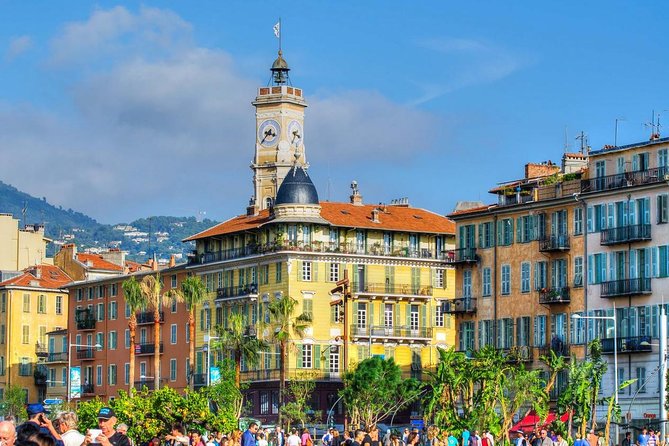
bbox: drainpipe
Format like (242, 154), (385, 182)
(493, 215), (499, 346)
(579, 195), (589, 357)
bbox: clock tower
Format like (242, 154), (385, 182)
(250, 50), (308, 214)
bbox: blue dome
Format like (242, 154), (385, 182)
(275, 166), (319, 206)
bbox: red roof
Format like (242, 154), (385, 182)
(448, 204), (492, 217)
(77, 253), (124, 271)
(184, 202), (454, 241)
(0, 264), (72, 289)
(125, 260), (147, 273)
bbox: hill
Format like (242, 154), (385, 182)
(0, 180), (218, 262)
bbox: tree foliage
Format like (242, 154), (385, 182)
(280, 371), (319, 430)
(0, 385), (28, 421)
(340, 356), (422, 429)
(215, 312), (269, 388)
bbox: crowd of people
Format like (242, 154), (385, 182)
(0, 406), (664, 446)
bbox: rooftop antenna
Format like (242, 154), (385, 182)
(575, 131), (588, 154)
(563, 126), (571, 153)
(614, 117), (626, 147)
(644, 109), (661, 140)
(21, 200), (27, 228)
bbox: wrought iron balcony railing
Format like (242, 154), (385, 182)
(600, 224), (651, 245)
(352, 282), (433, 296)
(600, 278), (651, 298)
(442, 297), (477, 314)
(581, 166), (669, 193)
(601, 336), (652, 354)
(539, 234), (570, 252)
(538, 287), (570, 304)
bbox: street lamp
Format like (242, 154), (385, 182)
(203, 333), (220, 386)
(573, 305), (618, 443)
(67, 335), (101, 403)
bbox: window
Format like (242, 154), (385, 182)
(435, 303), (444, 327)
(301, 344), (313, 368)
(0, 325), (5, 344)
(463, 270), (472, 297)
(574, 207), (583, 235)
(275, 262), (282, 283)
(96, 365), (103, 386)
(301, 261), (312, 281)
(108, 331), (117, 350)
(124, 363), (130, 385)
(330, 303), (343, 323)
(125, 330), (130, 349)
(171, 275), (177, 288)
(125, 302), (131, 319)
(170, 359), (177, 381)
(482, 268), (491, 297)
(569, 312), (585, 345)
(22, 325), (29, 344)
(110, 283), (117, 297)
(169, 324), (177, 344)
(185, 323), (190, 343)
(96, 332), (104, 349)
(520, 262), (530, 293)
(636, 367), (646, 393)
(55, 296), (63, 315)
(434, 269), (445, 288)
(96, 303), (104, 321)
(618, 368), (625, 394)
(260, 265), (270, 285)
(108, 364), (117, 386)
(37, 295), (46, 314)
(478, 222), (494, 248)
(0, 356), (5, 375)
(459, 321), (475, 351)
(1, 292), (5, 312)
(303, 299), (313, 318)
(501, 264), (511, 295)
(574, 257), (583, 287)
(498, 318), (514, 349)
(534, 315), (547, 347)
(76, 289), (83, 302)
(499, 219), (514, 246)
(109, 302), (117, 320)
(260, 392), (270, 415)
(23, 294), (30, 312)
(535, 261), (547, 290)
(329, 263), (340, 282)
(658, 194), (669, 224)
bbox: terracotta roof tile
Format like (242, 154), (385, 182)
(184, 202), (454, 241)
(447, 204), (493, 217)
(0, 264), (72, 289)
(77, 253), (124, 271)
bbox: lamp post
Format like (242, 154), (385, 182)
(573, 305), (618, 443)
(203, 333), (220, 386)
(67, 334), (102, 403)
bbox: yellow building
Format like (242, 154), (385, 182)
(0, 264), (71, 402)
(183, 51), (456, 423)
(0, 214), (52, 273)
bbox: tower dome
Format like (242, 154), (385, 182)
(275, 166), (319, 206)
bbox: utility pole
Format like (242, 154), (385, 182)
(330, 269), (351, 431)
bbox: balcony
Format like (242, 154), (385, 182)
(446, 248), (477, 265)
(600, 224), (651, 245)
(136, 311), (165, 325)
(193, 373), (207, 389)
(600, 278), (652, 298)
(350, 325), (433, 342)
(601, 335), (652, 354)
(539, 234), (570, 252)
(191, 241), (453, 266)
(46, 352), (68, 363)
(501, 346), (534, 363)
(133, 378), (168, 391)
(352, 282), (433, 299)
(76, 348), (95, 360)
(442, 297), (477, 314)
(239, 368), (342, 383)
(34, 370), (47, 387)
(35, 342), (49, 358)
(216, 284), (259, 301)
(538, 287), (570, 305)
(135, 342), (164, 355)
(581, 166), (669, 193)
(539, 342), (571, 359)
(82, 383), (95, 395)
(75, 309), (96, 330)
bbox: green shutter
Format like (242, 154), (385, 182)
(296, 261), (302, 281)
(315, 345), (321, 369)
(421, 306), (427, 329)
(313, 262), (319, 281)
(394, 303), (400, 327)
(516, 217), (522, 242)
(369, 302), (375, 326)
(324, 347), (330, 372)
(478, 224), (483, 248)
(406, 305), (411, 326)
(296, 344), (303, 368)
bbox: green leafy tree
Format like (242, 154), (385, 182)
(140, 273), (167, 390)
(604, 379), (635, 446)
(122, 276), (144, 391)
(280, 370), (318, 430)
(202, 359), (244, 431)
(266, 295), (312, 422)
(168, 275), (207, 388)
(558, 359), (592, 438)
(498, 366), (548, 442)
(587, 338), (608, 432)
(215, 312), (269, 388)
(340, 356), (422, 429)
(0, 385), (27, 421)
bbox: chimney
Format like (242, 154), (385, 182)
(349, 180), (363, 206)
(169, 255), (176, 268)
(247, 197), (259, 216)
(152, 254), (158, 271)
(525, 161), (560, 179)
(371, 209), (380, 223)
(61, 244), (77, 259)
(34, 266), (42, 279)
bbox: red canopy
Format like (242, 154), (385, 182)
(510, 411), (570, 433)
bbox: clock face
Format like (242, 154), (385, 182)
(258, 119), (281, 147)
(288, 120), (303, 148)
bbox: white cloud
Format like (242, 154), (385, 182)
(5, 35), (33, 61)
(410, 37), (529, 105)
(0, 6), (444, 222)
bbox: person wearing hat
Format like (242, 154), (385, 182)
(82, 408), (129, 446)
(22, 403), (63, 446)
(516, 431), (528, 446)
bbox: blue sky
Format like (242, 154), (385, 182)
(1, 2), (668, 223)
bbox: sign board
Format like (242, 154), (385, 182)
(70, 366), (81, 399)
(210, 366), (221, 384)
(644, 413), (657, 419)
(44, 399), (63, 405)
(411, 419), (424, 430)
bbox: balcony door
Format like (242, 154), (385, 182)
(329, 349), (340, 377)
(357, 303), (367, 333)
(410, 305), (419, 333)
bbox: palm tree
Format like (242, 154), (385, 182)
(122, 276), (144, 392)
(140, 273), (167, 391)
(266, 295), (311, 421)
(215, 312), (269, 388)
(168, 275), (207, 388)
